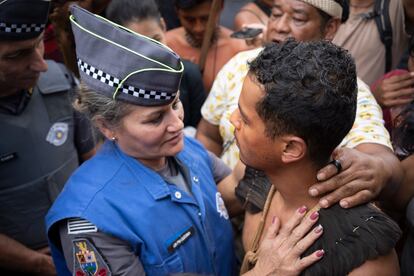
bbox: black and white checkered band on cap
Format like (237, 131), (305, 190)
(0, 22), (46, 34)
(78, 59), (177, 101)
(0, 0), (50, 40)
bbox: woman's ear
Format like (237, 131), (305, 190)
(323, 18), (341, 41)
(280, 136), (307, 164)
(95, 118), (116, 141)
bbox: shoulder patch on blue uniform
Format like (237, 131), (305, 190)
(67, 218), (98, 234)
(73, 238), (111, 276)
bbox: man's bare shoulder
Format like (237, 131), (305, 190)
(166, 27), (186, 44)
(165, 27), (195, 58)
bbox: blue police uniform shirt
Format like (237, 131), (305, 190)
(46, 137), (236, 276)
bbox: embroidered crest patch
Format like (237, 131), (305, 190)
(73, 238), (111, 276)
(216, 192), (229, 219)
(46, 122), (68, 146)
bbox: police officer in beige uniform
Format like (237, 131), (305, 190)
(0, 0), (96, 274)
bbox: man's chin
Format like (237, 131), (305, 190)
(185, 32), (204, 48)
(238, 153), (249, 166)
(0, 78), (38, 97)
(20, 76), (40, 89)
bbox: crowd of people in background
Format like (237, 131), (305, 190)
(1, 0), (414, 275)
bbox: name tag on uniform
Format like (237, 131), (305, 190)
(167, 226), (194, 253)
(0, 152), (17, 164)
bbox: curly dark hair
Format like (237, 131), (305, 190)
(249, 39), (357, 165)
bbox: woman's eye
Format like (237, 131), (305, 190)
(149, 114), (163, 124)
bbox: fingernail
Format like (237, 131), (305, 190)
(298, 206), (307, 214)
(272, 216), (276, 224)
(314, 224), (323, 233)
(316, 249), (324, 258)
(316, 173), (324, 181)
(319, 199), (329, 208)
(310, 211), (319, 220)
(309, 188), (318, 197)
(340, 200), (349, 208)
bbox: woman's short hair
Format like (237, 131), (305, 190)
(74, 83), (134, 130)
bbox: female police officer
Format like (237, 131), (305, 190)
(45, 5), (323, 276)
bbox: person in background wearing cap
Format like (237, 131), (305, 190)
(0, 0), (96, 275)
(165, 0), (250, 91)
(46, 5), (326, 276)
(105, 0), (207, 130)
(198, 0), (403, 214)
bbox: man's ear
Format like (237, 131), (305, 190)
(160, 17), (167, 32)
(323, 18), (341, 41)
(280, 136), (307, 164)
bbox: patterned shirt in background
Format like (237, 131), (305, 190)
(201, 48), (392, 169)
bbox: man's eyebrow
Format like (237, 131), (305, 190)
(4, 34), (44, 55)
(292, 8), (307, 15)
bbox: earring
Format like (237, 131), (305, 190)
(111, 136), (116, 141)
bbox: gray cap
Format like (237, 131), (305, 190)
(0, 0), (50, 41)
(70, 5), (184, 106)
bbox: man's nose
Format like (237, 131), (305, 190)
(29, 44), (48, 73)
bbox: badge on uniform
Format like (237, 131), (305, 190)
(0, 152), (17, 164)
(72, 238), (111, 276)
(46, 122), (69, 146)
(216, 192), (229, 220)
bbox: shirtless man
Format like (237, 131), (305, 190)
(166, 0), (249, 91)
(235, 40), (400, 276)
